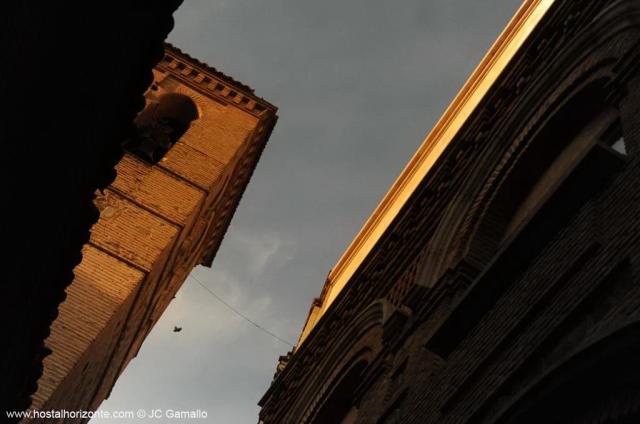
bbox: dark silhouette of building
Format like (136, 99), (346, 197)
(259, 0), (640, 422)
(0, 2), (182, 414)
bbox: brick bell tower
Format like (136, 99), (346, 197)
(27, 44), (277, 419)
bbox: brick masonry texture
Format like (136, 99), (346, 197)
(258, 1), (640, 423)
(0, 3), (182, 414)
(26, 46), (277, 422)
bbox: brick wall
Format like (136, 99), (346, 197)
(258, 1), (640, 422)
(27, 47), (276, 422)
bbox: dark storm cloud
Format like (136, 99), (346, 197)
(97, 1), (522, 422)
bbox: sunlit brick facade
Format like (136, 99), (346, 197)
(27, 45), (277, 421)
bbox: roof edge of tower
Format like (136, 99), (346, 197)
(163, 42), (278, 113)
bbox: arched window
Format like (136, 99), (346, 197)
(468, 80), (627, 265)
(312, 360), (367, 424)
(427, 80), (629, 359)
(125, 93), (199, 164)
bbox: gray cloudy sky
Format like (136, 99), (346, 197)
(97, 1), (522, 422)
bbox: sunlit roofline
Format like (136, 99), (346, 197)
(296, 0), (556, 348)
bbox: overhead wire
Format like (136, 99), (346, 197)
(188, 273), (295, 348)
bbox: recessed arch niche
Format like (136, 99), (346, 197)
(420, 75), (626, 288)
(125, 92), (199, 164)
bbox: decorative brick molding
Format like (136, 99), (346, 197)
(160, 44), (277, 118)
(259, 1), (640, 423)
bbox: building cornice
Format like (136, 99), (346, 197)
(297, 0), (555, 346)
(159, 43), (277, 118)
